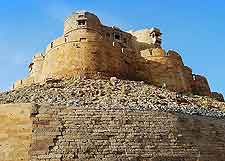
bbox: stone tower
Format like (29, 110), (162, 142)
(12, 11), (224, 101)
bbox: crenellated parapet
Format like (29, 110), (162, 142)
(136, 47), (189, 92)
(128, 28), (162, 49)
(40, 12), (136, 82)
(64, 11), (102, 35)
(191, 74), (211, 96)
(12, 11), (223, 101)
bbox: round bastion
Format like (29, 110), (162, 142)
(40, 11), (136, 82)
(11, 11), (224, 101)
(64, 11), (102, 35)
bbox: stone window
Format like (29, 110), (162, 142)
(114, 33), (121, 40)
(51, 42), (54, 48)
(73, 43), (80, 48)
(80, 38), (87, 42)
(28, 63), (34, 72)
(65, 37), (68, 42)
(150, 32), (156, 38)
(78, 15), (85, 18)
(77, 20), (86, 26)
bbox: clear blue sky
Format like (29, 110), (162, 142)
(0, 0), (225, 95)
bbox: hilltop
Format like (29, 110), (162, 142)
(11, 11), (223, 101)
(1, 77), (225, 118)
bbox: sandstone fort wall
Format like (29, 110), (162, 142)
(12, 11), (223, 100)
(0, 104), (33, 161)
(138, 48), (190, 92)
(1, 104), (225, 161)
(191, 75), (211, 96)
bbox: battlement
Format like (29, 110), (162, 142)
(184, 66), (192, 72)
(12, 11), (223, 101)
(167, 50), (182, 59)
(64, 11), (102, 35)
(129, 28), (162, 49)
(192, 74), (211, 96)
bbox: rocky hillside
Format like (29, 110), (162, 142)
(1, 78), (225, 118)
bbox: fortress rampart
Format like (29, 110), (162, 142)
(191, 74), (211, 96)
(1, 103), (225, 161)
(12, 11), (223, 101)
(138, 48), (189, 92)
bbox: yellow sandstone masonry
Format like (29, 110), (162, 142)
(12, 11), (223, 100)
(0, 104), (225, 161)
(0, 103), (225, 160)
(0, 104), (33, 161)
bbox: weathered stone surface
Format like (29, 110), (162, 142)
(1, 103), (225, 161)
(0, 104), (33, 161)
(11, 11), (223, 99)
(1, 79), (225, 116)
(191, 74), (211, 96)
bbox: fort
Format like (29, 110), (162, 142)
(12, 11), (223, 101)
(1, 10), (225, 161)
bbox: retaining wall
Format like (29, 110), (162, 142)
(1, 104), (225, 161)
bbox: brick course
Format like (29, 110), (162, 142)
(30, 105), (225, 161)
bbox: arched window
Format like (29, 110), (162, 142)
(65, 37), (68, 42)
(51, 42), (54, 48)
(28, 63), (34, 73)
(78, 15), (84, 18)
(114, 33), (120, 40)
(77, 20), (86, 26)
